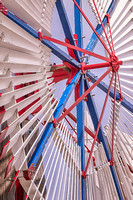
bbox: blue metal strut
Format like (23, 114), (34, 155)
(77, 76), (86, 200)
(28, 71), (81, 167)
(84, 80), (124, 200)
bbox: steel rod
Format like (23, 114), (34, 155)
(42, 35), (110, 62)
(110, 72), (116, 165)
(92, 0), (114, 53)
(84, 72), (114, 174)
(56, 68), (112, 124)
(72, 0), (111, 55)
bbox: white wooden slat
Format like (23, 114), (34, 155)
(0, 46), (46, 63)
(0, 79), (48, 106)
(66, 137), (73, 200)
(110, 1), (132, 35)
(108, 0), (129, 29)
(116, 141), (133, 182)
(6, 100), (58, 199)
(17, 100), (57, 173)
(0, 88), (55, 143)
(113, 33), (133, 51)
(31, 127), (61, 199)
(39, 128), (66, 199)
(1, 0), (52, 36)
(1, 83), (54, 124)
(50, 128), (69, 200)
(107, 123), (132, 168)
(0, 73), (45, 90)
(45, 124), (68, 200)
(0, 62), (48, 74)
(19, 177), (44, 200)
(8, 96), (56, 166)
(113, 149), (132, 200)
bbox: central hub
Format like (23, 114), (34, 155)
(81, 62), (86, 74)
(110, 55), (121, 72)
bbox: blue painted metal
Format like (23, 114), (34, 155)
(42, 39), (80, 68)
(85, 0), (116, 52)
(56, 0), (80, 62)
(74, 0), (83, 52)
(7, 11), (38, 38)
(86, 71), (133, 113)
(77, 76), (86, 200)
(6, 11), (80, 69)
(28, 71), (81, 167)
(84, 80), (124, 200)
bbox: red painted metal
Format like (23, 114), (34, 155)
(42, 35), (110, 62)
(25, 195), (28, 200)
(82, 61), (122, 71)
(117, 72), (123, 102)
(8, 170), (20, 192)
(72, 0), (111, 55)
(64, 116), (91, 154)
(0, 141), (10, 159)
(65, 38), (77, 60)
(0, 2), (7, 15)
(63, 108), (98, 141)
(0, 125), (9, 143)
(50, 67), (70, 84)
(110, 72), (116, 166)
(64, 116), (77, 135)
(38, 31), (42, 41)
(15, 178), (24, 200)
(73, 34), (79, 47)
(63, 61), (79, 84)
(83, 72), (114, 175)
(92, 0), (113, 54)
(56, 67), (112, 125)
(23, 163), (35, 180)
(106, 14), (115, 55)
(75, 81), (80, 101)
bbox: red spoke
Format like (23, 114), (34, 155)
(64, 117), (91, 153)
(117, 71), (123, 98)
(42, 35), (110, 62)
(56, 67), (112, 125)
(63, 108), (98, 142)
(84, 72), (115, 175)
(110, 72), (117, 165)
(43, 36), (110, 62)
(82, 61), (122, 71)
(65, 116), (77, 136)
(72, 0), (111, 55)
(92, 0), (114, 54)
(106, 14), (115, 55)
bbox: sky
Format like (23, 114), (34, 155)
(50, 0), (111, 130)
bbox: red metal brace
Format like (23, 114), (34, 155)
(63, 61), (79, 85)
(82, 171), (86, 179)
(53, 118), (57, 128)
(23, 163), (35, 180)
(0, 2), (7, 15)
(119, 92), (123, 102)
(38, 31), (42, 41)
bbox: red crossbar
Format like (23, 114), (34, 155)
(92, 0), (114, 54)
(64, 117), (91, 153)
(117, 71), (123, 101)
(63, 108), (98, 142)
(42, 35), (110, 62)
(110, 72), (117, 165)
(56, 67), (111, 124)
(72, 0), (111, 55)
(84, 72), (115, 175)
(106, 14), (115, 55)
